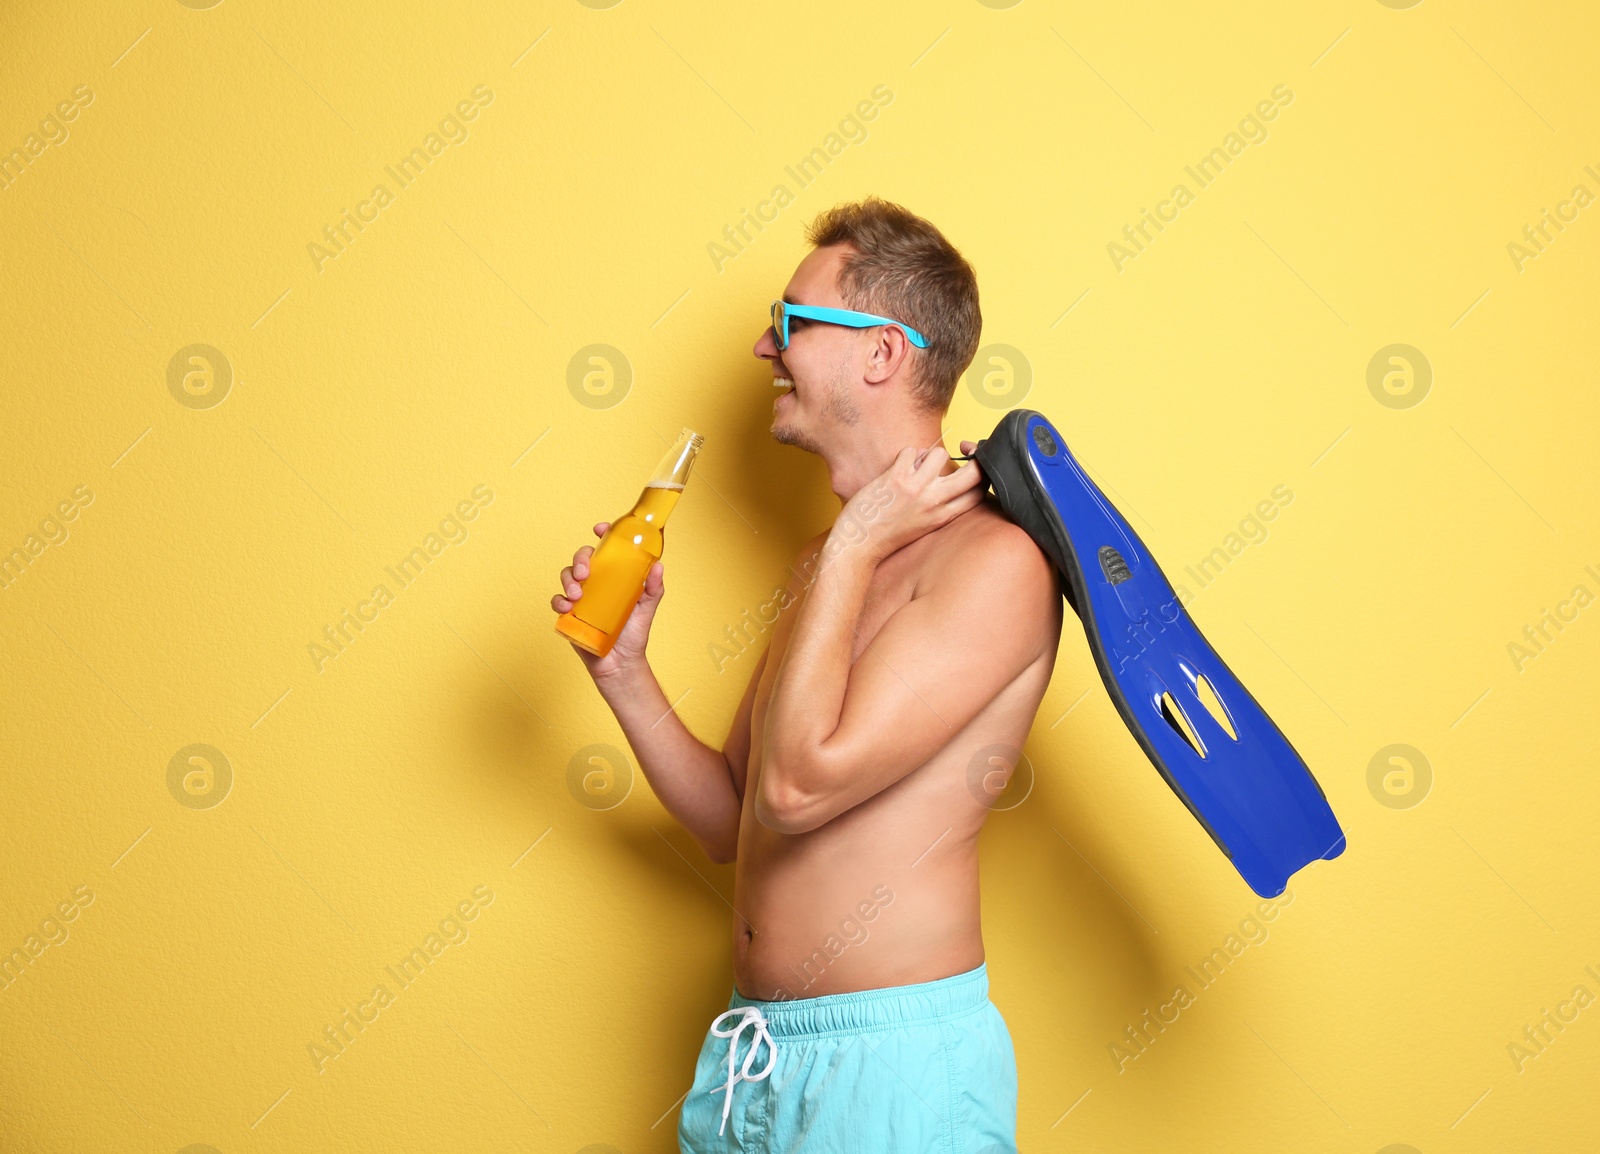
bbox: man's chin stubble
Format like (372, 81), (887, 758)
(771, 417), (823, 456)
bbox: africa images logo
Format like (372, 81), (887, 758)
(566, 344), (632, 409)
(965, 344), (1031, 409)
(567, 744), (634, 810)
(167, 744), (233, 810)
(1366, 344), (1431, 409)
(167, 344), (233, 409)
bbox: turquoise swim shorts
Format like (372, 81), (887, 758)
(678, 961), (1018, 1152)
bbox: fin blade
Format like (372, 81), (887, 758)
(976, 410), (1345, 897)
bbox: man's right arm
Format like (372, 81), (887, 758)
(557, 523), (756, 864)
(557, 522), (793, 864)
(591, 661), (753, 865)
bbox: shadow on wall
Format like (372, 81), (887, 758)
(994, 717), (1168, 1044)
(441, 624), (746, 1105)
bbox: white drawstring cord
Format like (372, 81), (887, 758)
(707, 1005), (778, 1135)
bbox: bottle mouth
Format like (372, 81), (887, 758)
(682, 428), (705, 449)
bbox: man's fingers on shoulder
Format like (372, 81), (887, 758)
(937, 460), (986, 494)
(951, 490), (985, 520)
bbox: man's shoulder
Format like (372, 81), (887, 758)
(923, 500), (1058, 593)
(908, 500), (1065, 666)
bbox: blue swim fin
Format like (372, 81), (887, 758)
(969, 409), (1345, 898)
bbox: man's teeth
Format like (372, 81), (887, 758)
(774, 377), (794, 389)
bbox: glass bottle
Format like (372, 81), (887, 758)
(555, 427), (704, 657)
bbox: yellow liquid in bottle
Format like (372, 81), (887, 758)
(556, 482), (683, 656)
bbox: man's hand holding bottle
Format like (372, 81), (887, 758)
(553, 521), (665, 682)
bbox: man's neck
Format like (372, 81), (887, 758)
(823, 415), (948, 503)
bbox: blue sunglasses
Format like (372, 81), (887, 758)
(770, 299), (929, 351)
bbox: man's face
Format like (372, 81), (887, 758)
(755, 244), (864, 455)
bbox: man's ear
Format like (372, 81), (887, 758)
(862, 324), (912, 385)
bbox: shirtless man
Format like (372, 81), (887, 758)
(553, 197), (1064, 1152)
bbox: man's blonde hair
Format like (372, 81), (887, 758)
(804, 196), (981, 415)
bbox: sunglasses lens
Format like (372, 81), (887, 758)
(772, 301), (787, 349)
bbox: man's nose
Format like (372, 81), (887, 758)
(754, 325), (779, 359)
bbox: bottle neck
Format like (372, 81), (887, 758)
(651, 432), (703, 489)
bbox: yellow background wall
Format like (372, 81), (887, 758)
(2, 0), (1596, 1151)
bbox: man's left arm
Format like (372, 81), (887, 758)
(755, 521), (1055, 834)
